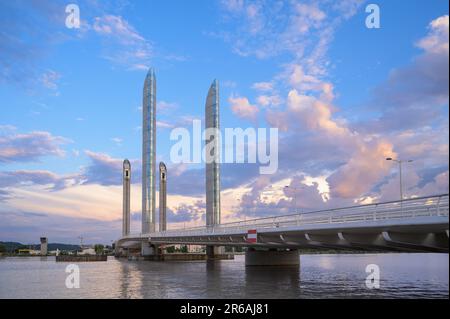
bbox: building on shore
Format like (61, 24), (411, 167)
(40, 237), (48, 256)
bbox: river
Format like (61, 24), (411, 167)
(0, 253), (447, 299)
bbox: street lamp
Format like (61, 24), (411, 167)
(386, 157), (413, 200)
(284, 185), (304, 213)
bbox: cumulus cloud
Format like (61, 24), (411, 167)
(256, 94), (282, 108)
(327, 140), (395, 198)
(265, 80), (397, 200)
(220, 8), (448, 213)
(416, 15), (449, 54)
(228, 95), (259, 121)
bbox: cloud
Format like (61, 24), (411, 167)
(265, 80), (397, 200)
(0, 170), (76, 192)
(0, 1), (64, 86)
(373, 168), (449, 203)
(93, 15), (145, 43)
(81, 150), (140, 186)
(0, 125), (17, 134)
(0, 130), (69, 164)
(0, 189), (11, 201)
(256, 95), (282, 108)
(110, 137), (123, 146)
(220, 10), (447, 211)
(218, 0), (362, 67)
(157, 100), (178, 113)
(92, 14), (153, 69)
(327, 140), (395, 198)
(416, 15), (449, 54)
(228, 95), (259, 121)
(252, 81), (273, 91)
(167, 200), (205, 223)
(360, 15), (449, 133)
(40, 69), (60, 90)
(156, 121), (175, 129)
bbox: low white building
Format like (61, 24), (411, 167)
(78, 247), (96, 255)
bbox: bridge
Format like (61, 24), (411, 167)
(116, 194), (449, 265)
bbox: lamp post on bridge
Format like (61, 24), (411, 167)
(235, 198), (247, 223)
(284, 185), (305, 214)
(386, 157), (413, 201)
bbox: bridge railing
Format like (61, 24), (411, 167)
(134, 194), (448, 238)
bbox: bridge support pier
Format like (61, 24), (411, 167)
(245, 249), (299, 266)
(206, 246), (225, 259)
(141, 242), (157, 257)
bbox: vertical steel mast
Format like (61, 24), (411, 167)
(159, 162), (167, 232)
(122, 159), (131, 236)
(142, 68), (156, 233)
(205, 79), (221, 227)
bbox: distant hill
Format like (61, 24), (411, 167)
(0, 242), (24, 253)
(0, 241), (80, 252)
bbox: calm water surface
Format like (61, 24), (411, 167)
(0, 253), (448, 299)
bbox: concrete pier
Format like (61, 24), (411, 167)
(245, 249), (300, 266)
(206, 246), (225, 259)
(141, 242), (156, 256)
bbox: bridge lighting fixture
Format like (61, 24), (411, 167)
(386, 157), (414, 200)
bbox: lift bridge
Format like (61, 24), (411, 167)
(116, 194), (449, 265)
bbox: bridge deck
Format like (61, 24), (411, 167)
(117, 194), (449, 252)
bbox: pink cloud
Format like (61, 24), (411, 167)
(228, 95), (259, 122)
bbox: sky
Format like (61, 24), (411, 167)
(0, 0), (448, 244)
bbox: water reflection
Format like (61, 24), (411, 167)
(205, 260), (222, 296)
(117, 259), (143, 299)
(245, 265), (300, 298)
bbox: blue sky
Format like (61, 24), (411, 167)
(0, 0), (448, 244)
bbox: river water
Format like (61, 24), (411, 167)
(0, 253), (448, 299)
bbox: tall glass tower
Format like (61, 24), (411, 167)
(205, 79), (221, 226)
(142, 68), (156, 233)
